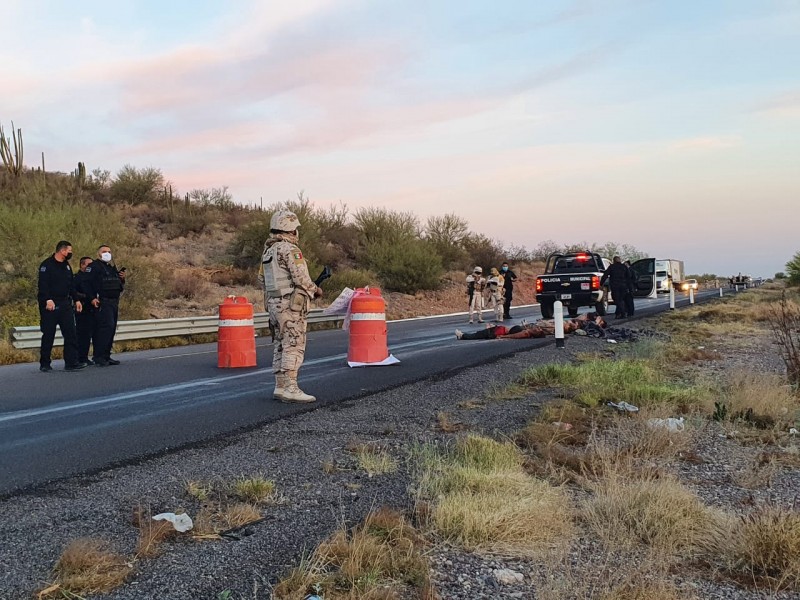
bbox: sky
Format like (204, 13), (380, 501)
(3, 0), (798, 277)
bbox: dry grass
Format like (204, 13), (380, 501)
(435, 411), (467, 433)
(349, 443), (398, 476)
(185, 479), (212, 501)
(715, 507), (800, 591)
(414, 435), (573, 556)
(222, 502), (263, 529)
(711, 371), (799, 429)
(0, 339), (36, 365)
(136, 517), (177, 558)
(273, 508), (434, 600)
(38, 538), (132, 598)
(583, 472), (718, 556)
(233, 475), (277, 504)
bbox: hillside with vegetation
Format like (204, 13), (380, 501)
(1, 124), (650, 358)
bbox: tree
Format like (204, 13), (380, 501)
(110, 165), (164, 204)
(775, 272), (786, 280)
(786, 251), (800, 286)
(425, 213), (469, 269)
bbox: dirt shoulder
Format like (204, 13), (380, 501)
(2, 291), (798, 600)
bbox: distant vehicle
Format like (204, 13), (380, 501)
(681, 278), (698, 291)
(655, 259), (685, 293)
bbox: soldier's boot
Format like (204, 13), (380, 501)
(280, 370), (316, 403)
(273, 372), (288, 400)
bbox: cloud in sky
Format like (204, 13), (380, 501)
(1, 0), (798, 276)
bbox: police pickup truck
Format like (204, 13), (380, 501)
(535, 252), (611, 318)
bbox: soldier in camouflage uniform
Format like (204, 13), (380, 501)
(258, 210), (323, 403)
(466, 266), (486, 324)
(486, 267), (505, 322)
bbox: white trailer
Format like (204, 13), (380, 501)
(655, 259), (685, 293)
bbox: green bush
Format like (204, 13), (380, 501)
(460, 233), (505, 273)
(425, 214), (468, 269)
(0, 302), (39, 338)
(323, 268), (376, 298)
(364, 238), (443, 293)
(786, 251), (800, 286)
(229, 213), (272, 269)
(110, 165), (164, 205)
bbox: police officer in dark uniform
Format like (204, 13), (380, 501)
(37, 240), (86, 372)
(74, 256), (98, 365)
(500, 261), (518, 320)
(84, 244), (126, 366)
(600, 256), (629, 319)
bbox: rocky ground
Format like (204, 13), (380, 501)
(1, 302), (797, 599)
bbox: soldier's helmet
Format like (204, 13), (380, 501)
(270, 210), (301, 232)
(473, 266), (483, 274)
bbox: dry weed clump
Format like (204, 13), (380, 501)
(583, 472), (718, 556)
(38, 538), (132, 598)
(233, 475), (277, 504)
(713, 371), (799, 429)
(273, 507), (434, 600)
(435, 411), (468, 433)
(716, 507), (800, 592)
(414, 434), (573, 556)
(348, 442), (399, 476)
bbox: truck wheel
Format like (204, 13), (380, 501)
(595, 297), (608, 316)
(540, 301), (554, 319)
(568, 307), (579, 318)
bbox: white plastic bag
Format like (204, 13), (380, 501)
(152, 512), (193, 532)
(647, 417), (685, 432)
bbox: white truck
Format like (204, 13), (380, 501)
(655, 259), (685, 293)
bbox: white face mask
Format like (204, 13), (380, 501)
(100, 252), (112, 262)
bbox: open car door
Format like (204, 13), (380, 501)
(631, 258), (657, 298)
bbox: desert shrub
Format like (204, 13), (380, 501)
(168, 271), (208, 299)
(118, 256), (171, 319)
(323, 268), (375, 298)
(109, 165), (164, 205)
(165, 210), (208, 236)
(425, 213), (469, 269)
(354, 206), (419, 247)
(786, 251), (800, 286)
(460, 233), (505, 272)
(210, 268), (256, 287)
(0, 301), (39, 338)
(364, 238), (443, 294)
(229, 213), (273, 269)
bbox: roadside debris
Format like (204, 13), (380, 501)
(552, 421), (573, 431)
(647, 417), (686, 432)
(152, 513), (193, 533)
(607, 401), (639, 413)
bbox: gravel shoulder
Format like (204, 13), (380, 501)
(1, 305), (797, 599)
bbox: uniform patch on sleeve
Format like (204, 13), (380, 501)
(40, 266), (46, 272)
(293, 251), (304, 263)
(85, 267), (92, 272)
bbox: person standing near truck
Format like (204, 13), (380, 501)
(623, 260), (636, 317)
(500, 262), (517, 320)
(600, 256), (629, 319)
(486, 267), (505, 322)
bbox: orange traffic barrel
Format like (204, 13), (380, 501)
(348, 287), (389, 364)
(218, 296), (257, 368)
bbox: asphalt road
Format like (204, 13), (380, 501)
(0, 290), (718, 495)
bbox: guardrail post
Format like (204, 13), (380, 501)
(719, 287), (723, 298)
(689, 287), (695, 304)
(554, 300), (565, 349)
(669, 286), (675, 310)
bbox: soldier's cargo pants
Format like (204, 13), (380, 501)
(268, 294), (308, 373)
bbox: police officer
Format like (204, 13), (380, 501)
(600, 256), (629, 319)
(74, 256), (98, 365)
(500, 261), (517, 320)
(37, 240), (86, 372)
(258, 210), (322, 403)
(85, 244), (126, 366)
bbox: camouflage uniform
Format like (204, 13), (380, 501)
(466, 268), (486, 323)
(486, 269), (505, 322)
(258, 211), (320, 403)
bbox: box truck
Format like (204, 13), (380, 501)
(655, 259), (684, 293)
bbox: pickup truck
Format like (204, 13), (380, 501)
(535, 252), (611, 318)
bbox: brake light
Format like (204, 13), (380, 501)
(576, 253), (588, 260)
(591, 275), (600, 290)
(536, 278), (543, 293)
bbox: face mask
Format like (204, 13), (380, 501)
(65, 252), (73, 261)
(101, 252), (112, 262)
(502, 266), (508, 272)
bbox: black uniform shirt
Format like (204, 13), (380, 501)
(501, 269), (517, 290)
(85, 261), (124, 300)
(601, 262), (629, 287)
(37, 255), (77, 303)
(74, 270), (94, 306)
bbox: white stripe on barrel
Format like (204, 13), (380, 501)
(350, 312), (386, 321)
(218, 319), (255, 327)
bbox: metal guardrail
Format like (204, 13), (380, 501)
(10, 309), (340, 350)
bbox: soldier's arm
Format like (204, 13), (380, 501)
(37, 262), (51, 302)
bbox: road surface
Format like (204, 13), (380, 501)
(0, 291), (717, 495)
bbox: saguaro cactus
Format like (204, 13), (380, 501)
(75, 161), (86, 187)
(0, 121), (24, 177)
